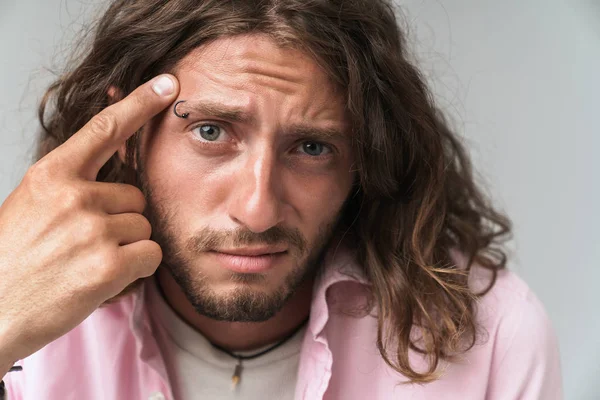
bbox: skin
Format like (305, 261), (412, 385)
(0, 74), (180, 377)
(135, 34), (355, 351)
(0, 34), (355, 379)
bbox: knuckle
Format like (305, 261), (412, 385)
(94, 250), (122, 284)
(60, 186), (89, 210)
(81, 249), (119, 291)
(25, 160), (53, 186)
(77, 215), (107, 242)
(138, 216), (152, 239)
(124, 185), (146, 212)
(133, 188), (147, 211)
(138, 242), (162, 277)
(89, 112), (118, 140)
(130, 92), (147, 111)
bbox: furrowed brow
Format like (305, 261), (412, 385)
(287, 124), (348, 142)
(178, 100), (255, 124)
(176, 100), (348, 142)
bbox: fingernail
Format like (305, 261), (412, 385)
(152, 75), (175, 96)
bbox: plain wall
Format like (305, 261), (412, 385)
(0, 1), (598, 398)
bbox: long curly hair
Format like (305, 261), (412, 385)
(36, 0), (511, 383)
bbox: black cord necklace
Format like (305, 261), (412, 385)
(153, 277), (309, 390)
(210, 317), (309, 390)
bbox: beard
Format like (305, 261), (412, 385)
(136, 163), (341, 322)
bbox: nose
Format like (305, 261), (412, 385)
(227, 147), (285, 233)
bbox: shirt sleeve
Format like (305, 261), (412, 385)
(486, 291), (563, 400)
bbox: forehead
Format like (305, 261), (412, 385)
(172, 34), (347, 125)
(175, 33), (337, 90)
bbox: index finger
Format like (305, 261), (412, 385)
(55, 74), (179, 181)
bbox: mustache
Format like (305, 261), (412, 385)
(186, 225), (308, 258)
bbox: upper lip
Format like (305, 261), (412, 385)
(214, 246), (288, 256)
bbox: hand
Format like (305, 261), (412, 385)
(0, 74), (179, 365)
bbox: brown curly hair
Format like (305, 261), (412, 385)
(36, 0), (511, 383)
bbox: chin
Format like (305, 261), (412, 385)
(163, 250), (315, 321)
(190, 283), (290, 322)
(170, 266), (305, 322)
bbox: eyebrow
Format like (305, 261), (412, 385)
(178, 100), (348, 142)
(285, 124), (348, 142)
(177, 100), (256, 125)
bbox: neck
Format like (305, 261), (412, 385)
(155, 267), (313, 352)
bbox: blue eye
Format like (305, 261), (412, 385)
(192, 124), (222, 141)
(300, 141), (330, 156)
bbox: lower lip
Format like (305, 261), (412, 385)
(211, 251), (287, 273)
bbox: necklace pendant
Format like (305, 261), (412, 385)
(231, 360), (243, 390)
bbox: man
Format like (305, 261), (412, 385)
(0, 0), (561, 399)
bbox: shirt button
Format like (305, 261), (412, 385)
(148, 391), (166, 400)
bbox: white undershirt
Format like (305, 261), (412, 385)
(146, 278), (305, 400)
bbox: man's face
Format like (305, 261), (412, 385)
(137, 34), (354, 322)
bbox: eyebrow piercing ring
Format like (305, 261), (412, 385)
(173, 100), (189, 118)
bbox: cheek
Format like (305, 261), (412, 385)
(142, 130), (233, 226)
(282, 165), (353, 240)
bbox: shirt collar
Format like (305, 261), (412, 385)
(306, 243), (369, 339)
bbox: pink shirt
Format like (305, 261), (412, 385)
(4, 247), (562, 399)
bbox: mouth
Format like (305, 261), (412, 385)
(209, 247), (288, 273)
(213, 246), (288, 257)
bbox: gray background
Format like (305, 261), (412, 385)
(0, 0), (598, 398)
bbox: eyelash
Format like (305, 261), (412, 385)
(188, 122), (336, 157)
